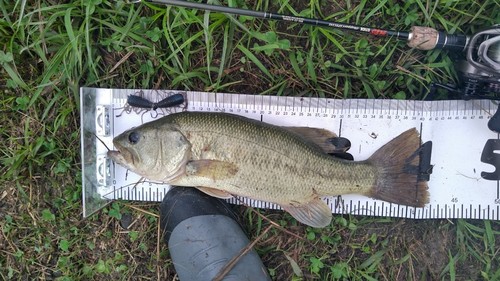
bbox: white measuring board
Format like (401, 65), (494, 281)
(80, 87), (500, 220)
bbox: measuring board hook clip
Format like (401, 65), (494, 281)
(402, 141), (433, 181)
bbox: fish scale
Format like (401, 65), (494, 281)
(169, 112), (377, 201)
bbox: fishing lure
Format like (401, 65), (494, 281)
(127, 93), (185, 110)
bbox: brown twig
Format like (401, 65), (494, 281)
(157, 217), (161, 281)
(124, 203), (159, 218)
(212, 225), (273, 281)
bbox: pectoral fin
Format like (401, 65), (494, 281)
(283, 198), (332, 228)
(186, 160), (239, 180)
(196, 186), (233, 199)
(283, 127), (338, 153)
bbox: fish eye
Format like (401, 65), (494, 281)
(128, 131), (140, 144)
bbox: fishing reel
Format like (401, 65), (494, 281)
(430, 25), (500, 100)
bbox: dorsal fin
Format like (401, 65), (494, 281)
(283, 126), (338, 153)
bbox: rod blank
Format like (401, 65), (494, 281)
(147, 0), (470, 51)
(149, 0), (410, 40)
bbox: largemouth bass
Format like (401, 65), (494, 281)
(108, 112), (429, 227)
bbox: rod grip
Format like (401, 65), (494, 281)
(408, 26), (439, 50)
(408, 26), (468, 51)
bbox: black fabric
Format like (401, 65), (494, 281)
(160, 187), (239, 242)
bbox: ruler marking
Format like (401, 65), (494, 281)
(421, 100), (425, 118)
(497, 181), (499, 199)
(338, 119), (343, 137)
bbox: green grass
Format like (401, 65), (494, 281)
(1, 0), (499, 279)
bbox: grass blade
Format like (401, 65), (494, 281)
(237, 44), (273, 80)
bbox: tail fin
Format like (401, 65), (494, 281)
(367, 128), (429, 207)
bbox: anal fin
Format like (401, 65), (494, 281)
(282, 198), (332, 228)
(196, 187), (233, 199)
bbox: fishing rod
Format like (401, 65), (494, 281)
(135, 0), (469, 52)
(129, 0), (500, 101)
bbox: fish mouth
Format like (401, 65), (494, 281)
(107, 143), (134, 168)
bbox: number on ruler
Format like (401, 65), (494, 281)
(481, 139), (500, 180)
